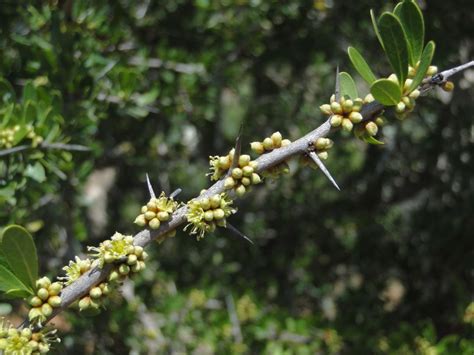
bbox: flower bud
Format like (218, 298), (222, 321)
(315, 138), (329, 150)
(353, 98), (363, 111)
(241, 177), (251, 186)
(48, 295), (62, 307)
(250, 142), (264, 154)
(28, 307), (44, 322)
(236, 185), (246, 197)
(37, 288), (49, 301)
(127, 254), (138, 265)
(38, 343), (50, 354)
(78, 296), (91, 310)
(231, 167), (243, 179)
(364, 94), (375, 103)
(224, 177), (236, 189)
(442, 81), (454, 92)
(90, 287), (103, 299)
(403, 78), (413, 92)
(29, 296), (42, 308)
(108, 270), (120, 282)
(408, 89), (420, 99)
(342, 99), (353, 113)
(317, 151), (328, 160)
(320, 104), (332, 115)
(21, 328), (32, 339)
(157, 211), (170, 221)
(119, 264), (130, 275)
(242, 165), (253, 177)
(144, 211), (156, 220)
(41, 303), (53, 317)
(395, 101), (406, 113)
(134, 246), (143, 257)
(149, 218), (161, 230)
(330, 102), (342, 114)
(365, 121), (378, 136)
(330, 114), (343, 127)
(262, 137), (273, 151)
(251, 173), (261, 184)
(342, 118), (353, 132)
(210, 195), (221, 209)
(349, 111), (363, 123)
(134, 214), (147, 227)
(104, 252), (115, 264)
(36, 277), (51, 289)
(238, 154), (251, 167)
(375, 117), (385, 126)
(204, 210), (214, 222)
(213, 208), (225, 220)
(281, 139), (291, 147)
(426, 65), (438, 76)
(387, 73), (399, 84)
(408, 66), (416, 77)
(330, 94), (336, 103)
(271, 131), (282, 147)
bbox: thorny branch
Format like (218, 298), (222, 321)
(24, 61), (473, 327)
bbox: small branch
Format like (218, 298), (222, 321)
(0, 142), (90, 157)
(27, 61), (473, 328)
(439, 60), (474, 80)
(225, 294), (243, 344)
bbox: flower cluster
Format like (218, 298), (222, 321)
(60, 256), (92, 285)
(250, 131), (291, 155)
(0, 320), (60, 354)
(76, 282), (111, 313)
(208, 148), (236, 181)
(250, 131), (292, 179)
(222, 154), (261, 197)
(88, 232), (143, 268)
(320, 95), (364, 132)
(28, 277), (62, 324)
(0, 124), (43, 149)
(185, 193), (236, 240)
(134, 192), (179, 230)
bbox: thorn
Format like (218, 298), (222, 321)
(145, 173), (156, 199)
(227, 223), (254, 244)
(227, 123), (244, 176)
(170, 188), (182, 199)
(335, 65), (341, 101)
(308, 151), (341, 191)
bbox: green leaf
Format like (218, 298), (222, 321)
(370, 78), (402, 106)
(0, 264), (33, 297)
(22, 82), (37, 103)
(370, 9), (384, 50)
(378, 12), (410, 86)
(409, 41), (435, 92)
(398, 0), (425, 64)
(339, 72), (358, 99)
(0, 225), (38, 292)
(348, 47), (377, 84)
(23, 100), (37, 124)
(25, 162), (46, 183)
(393, 2), (403, 17)
(0, 78), (16, 104)
(363, 135), (385, 145)
(5, 288), (33, 299)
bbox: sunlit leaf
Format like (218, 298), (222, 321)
(370, 78), (402, 106)
(378, 12), (410, 86)
(25, 162), (46, 183)
(398, 0), (425, 64)
(0, 265), (33, 297)
(348, 47), (377, 84)
(409, 41), (435, 92)
(370, 9), (384, 50)
(0, 225), (38, 291)
(339, 72), (358, 99)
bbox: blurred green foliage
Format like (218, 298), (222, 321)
(0, 0), (473, 353)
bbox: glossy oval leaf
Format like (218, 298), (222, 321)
(339, 72), (358, 99)
(370, 9), (384, 50)
(409, 41), (435, 92)
(378, 12), (410, 86)
(0, 264), (33, 297)
(0, 225), (38, 291)
(348, 47), (377, 85)
(363, 135), (385, 145)
(0, 78), (16, 104)
(370, 78), (402, 106)
(398, 0), (424, 64)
